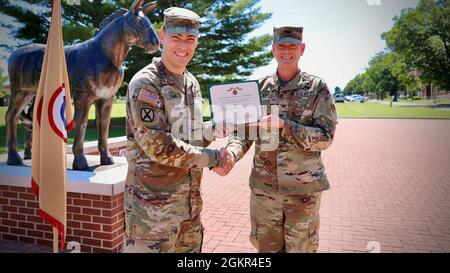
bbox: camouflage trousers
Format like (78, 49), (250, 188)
(250, 188), (322, 253)
(121, 179), (204, 253)
(121, 214), (204, 253)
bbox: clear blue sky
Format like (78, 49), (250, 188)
(250, 0), (420, 92)
(1, 0), (420, 91)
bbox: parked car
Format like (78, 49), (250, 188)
(348, 95), (368, 102)
(344, 95), (352, 102)
(334, 94), (345, 103)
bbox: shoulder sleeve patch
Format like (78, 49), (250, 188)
(137, 89), (162, 108)
(140, 106), (155, 122)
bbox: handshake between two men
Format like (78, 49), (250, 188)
(210, 114), (285, 177)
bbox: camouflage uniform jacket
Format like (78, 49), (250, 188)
(125, 57), (218, 222)
(227, 71), (337, 195)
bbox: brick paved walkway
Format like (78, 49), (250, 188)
(2, 119), (450, 253)
(200, 119), (450, 253)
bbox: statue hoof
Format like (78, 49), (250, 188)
(101, 155), (114, 165)
(7, 151), (24, 166)
(73, 155), (90, 171)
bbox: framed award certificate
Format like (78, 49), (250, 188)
(207, 80), (262, 126)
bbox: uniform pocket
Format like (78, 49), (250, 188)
(161, 85), (185, 125)
(175, 216), (203, 253)
(121, 236), (162, 253)
(135, 162), (188, 191)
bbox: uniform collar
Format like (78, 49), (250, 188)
(272, 69), (304, 92)
(153, 57), (188, 86)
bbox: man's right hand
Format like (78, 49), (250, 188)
(213, 148), (235, 176)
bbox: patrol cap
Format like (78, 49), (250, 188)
(163, 7), (200, 37)
(273, 26), (303, 45)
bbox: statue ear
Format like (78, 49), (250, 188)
(142, 1), (157, 14)
(130, 0), (145, 13)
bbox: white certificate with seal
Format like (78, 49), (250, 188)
(208, 80), (262, 126)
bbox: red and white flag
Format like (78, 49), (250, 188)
(31, 0), (74, 251)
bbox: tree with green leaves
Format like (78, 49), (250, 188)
(360, 71), (377, 97)
(382, 0), (450, 90)
(343, 74), (364, 95)
(368, 52), (402, 101)
(345, 50), (422, 100)
(0, 0), (272, 97)
(334, 86), (342, 95)
(387, 51), (422, 98)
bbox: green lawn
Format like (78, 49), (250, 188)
(336, 102), (450, 118)
(204, 100), (450, 119)
(1, 101), (450, 154)
(202, 99), (212, 120)
(382, 98), (450, 105)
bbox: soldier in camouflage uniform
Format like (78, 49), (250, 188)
(224, 26), (337, 253)
(122, 7), (230, 253)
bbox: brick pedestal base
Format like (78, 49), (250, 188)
(1, 186), (124, 252)
(0, 154), (127, 253)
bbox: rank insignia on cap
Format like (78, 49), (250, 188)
(140, 106), (154, 122)
(138, 89), (162, 108)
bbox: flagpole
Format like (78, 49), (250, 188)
(51, 0), (59, 254)
(53, 227), (59, 253)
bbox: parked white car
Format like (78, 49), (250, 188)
(348, 95), (368, 102)
(334, 94), (345, 103)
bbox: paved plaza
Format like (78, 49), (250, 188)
(1, 118), (450, 253)
(200, 118), (450, 253)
